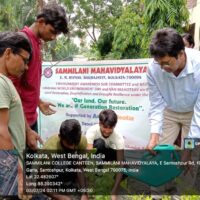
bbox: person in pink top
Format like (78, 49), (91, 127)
(11, 2), (68, 151)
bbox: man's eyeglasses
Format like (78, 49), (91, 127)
(17, 53), (30, 65)
(153, 59), (174, 68)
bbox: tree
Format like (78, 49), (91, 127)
(75, 0), (123, 43)
(60, 0), (123, 45)
(58, 0), (125, 60)
(43, 37), (79, 61)
(144, 0), (189, 33)
(108, 3), (147, 59)
(97, 29), (114, 57)
(94, 0), (189, 59)
(0, 0), (22, 31)
(0, 0), (41, 31)
(0, 0), (189, 60)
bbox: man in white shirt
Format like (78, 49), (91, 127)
(86, 109), (124, 158)
(146, 28), (200, 198)
(147, 28), (200, 149)
(86, 109), (124, 200)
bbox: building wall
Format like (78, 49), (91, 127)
(187, 0), (197, 9)
(188, 0), (200, 49)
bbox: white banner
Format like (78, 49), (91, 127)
(39, 59), (151, 149)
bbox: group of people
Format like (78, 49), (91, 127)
(43, 109), (124, 200)
(0, 2), (68, 200)
(0, 3), (124, 200)
(0, 3), (68, 157)
(0, 0), (199, 199)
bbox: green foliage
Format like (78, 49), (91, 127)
(84, 43), (102, 60)
(104, 4), (149, 59)
(0, 0), (21, 31)
(143, 0), (189, 33)
(112, 6), (145, 58)
(61, 0), (74, 13)
(0, 0), (78, 61)
(93, 0), (189, 60)
(20, 1), (38, 27)
(0, 0), (190, 60)
(54, 37), (79, 61)
(0, 0), (38, 31)
(43, 36), (79, 61)
(61, 0), (123, 44)
(97, 29), (114, 57)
